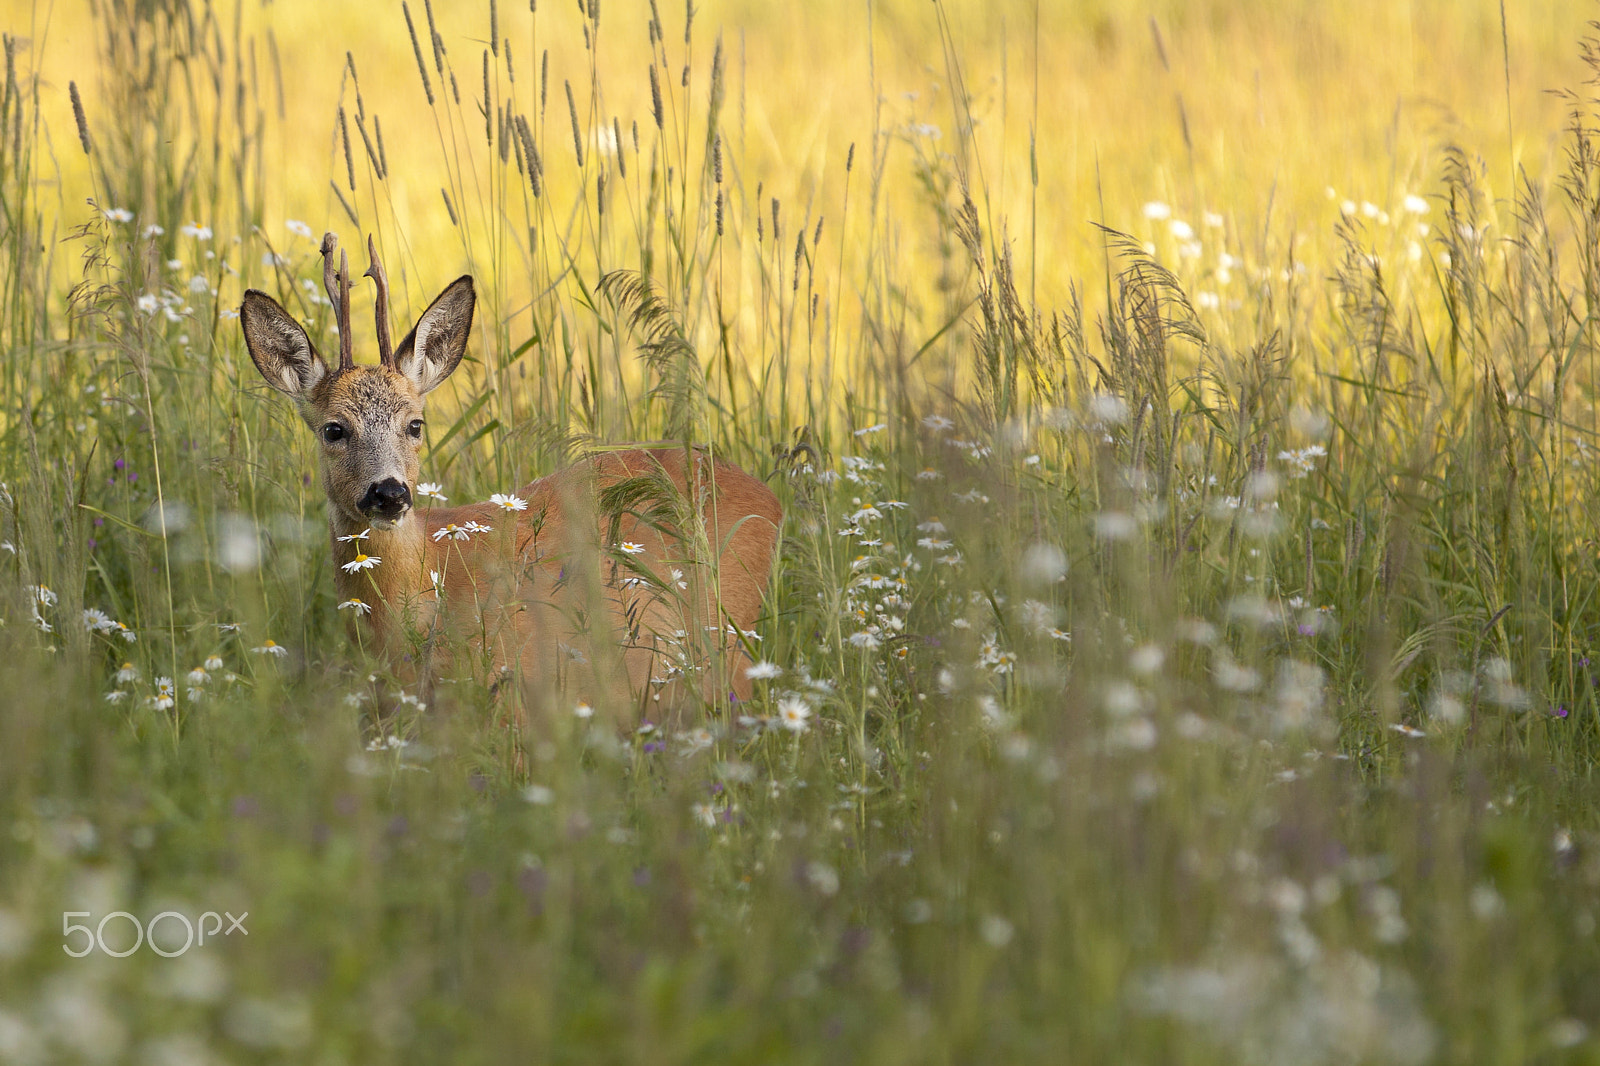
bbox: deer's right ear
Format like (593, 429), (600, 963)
(240, 289), (329, 400)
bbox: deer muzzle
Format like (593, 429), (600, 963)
(359, 477), (412, 523)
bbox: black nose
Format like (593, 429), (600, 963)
(360, 478), (412, 518)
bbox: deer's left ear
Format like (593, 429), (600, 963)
(395, 276), (474, 394)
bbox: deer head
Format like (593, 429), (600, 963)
(239, 233), (474, 529)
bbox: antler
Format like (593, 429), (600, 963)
(363, 234), (395, 368)
(320, 232), (354, 371)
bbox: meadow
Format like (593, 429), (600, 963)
(2, 0), (1600, 1061)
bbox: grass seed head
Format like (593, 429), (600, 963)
(69, 80), (91, 153)
(338, 106), (355, 190)
(649, 64), (663, 129)
(402, 3), (435, 105)
(565, 80), (584, 167)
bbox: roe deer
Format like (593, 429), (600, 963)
(238, 233), (782, 712)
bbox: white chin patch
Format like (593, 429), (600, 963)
(366, 513), (406, 531)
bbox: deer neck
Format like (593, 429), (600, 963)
(329, 509), (431, 611)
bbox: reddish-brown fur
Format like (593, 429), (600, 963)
(334, 446), (782, 708)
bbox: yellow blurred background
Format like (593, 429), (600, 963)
(6, 0), (1593, 368)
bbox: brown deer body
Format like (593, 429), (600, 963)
(239, 234), (781, 711)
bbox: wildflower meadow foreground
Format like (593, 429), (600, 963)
(2, 0), (1600, 1061)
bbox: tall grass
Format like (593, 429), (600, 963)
(1, 0), (1599, 1061)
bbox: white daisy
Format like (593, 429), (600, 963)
(618, 542), (646, 555)
(777, 696), (812, 733)
(341, 553), (381, 573)
(337, 528), (371, 544)
(489, 493), (527, 512)
(252, 639), (289, 657)
(416, 482), (448, 502)
(745, 661), (782, 681)
(338, 598), (372, 615)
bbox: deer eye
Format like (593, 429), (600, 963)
(407, 419), (424, 439)
(321, 422), (345, 443)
